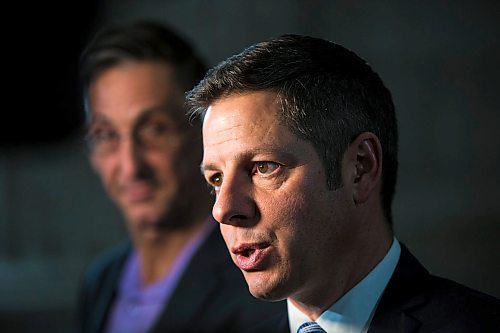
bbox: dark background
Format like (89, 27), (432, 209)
(1, 1), (499, 332)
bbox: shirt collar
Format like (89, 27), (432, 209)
(288, 238), (401, 333)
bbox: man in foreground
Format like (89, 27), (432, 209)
(78, 21), (284, 333)
(187, 34), (500, 332)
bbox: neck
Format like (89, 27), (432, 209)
(131, 218), (207, 287)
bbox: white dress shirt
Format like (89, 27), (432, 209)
(288, 239), (401, 333)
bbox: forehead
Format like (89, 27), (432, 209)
(202, 91), (308, 165)
(88, 61), (183, 125)
(203, 91), (280, 141)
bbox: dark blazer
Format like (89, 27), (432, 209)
(78, 225), (286, 333)
(248, 243), (500, 333)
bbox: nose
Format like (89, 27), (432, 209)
(118, 137), (147, 179)
(212, 175), (256, 227)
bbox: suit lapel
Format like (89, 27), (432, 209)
(150, 224), (227, 332)
(367, 301), (421, 333)
(368, 243), (429, 333)
(91, 274), (118, 333)
(88, 242), (131, 333)
(244, 310), (289, 333)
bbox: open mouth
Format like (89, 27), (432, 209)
(233, 242), (268, 255)
(241, 248), (256, 257)
(232, 243), (271, 271)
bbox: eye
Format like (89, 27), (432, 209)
(86, 127), (119, 150)
(211, 173), (223, 186)
(138, 122), (171, 147)
(207, 173), (223, 195)
(141, 122), (168, 138)
(254, 162), (281, 175)
(137, 112), (179, 148)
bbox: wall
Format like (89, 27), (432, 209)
(1, 1), (498, 332)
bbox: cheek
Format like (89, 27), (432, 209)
(264, 181), (332, 253)
(262, 191), (308, 252)
(92, 158), (117, 189)
(90, 154), (105, 177)
(263, 181), (311, 227)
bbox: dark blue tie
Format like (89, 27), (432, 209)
(297, 321), (327, 333)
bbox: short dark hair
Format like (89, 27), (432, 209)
(80, 20), (206, 109)
(187, 34), (398, 225)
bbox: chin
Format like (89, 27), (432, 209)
(128, 207), (154, 220)
(125, 207), (161, 227)
(245, 271), (287, 302)
(249, 286), (287, 302)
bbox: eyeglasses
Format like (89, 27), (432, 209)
(86, 116), (189, 157)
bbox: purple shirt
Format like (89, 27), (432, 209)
(105, 221), (215, 333)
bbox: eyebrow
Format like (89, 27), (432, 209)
(200, 163), (216, 175)
(87, 112), (112, 131)
(89, 105), (180, 127)
(136, 105), (178, 122)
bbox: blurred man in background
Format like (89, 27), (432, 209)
(78, 21), (284, 333)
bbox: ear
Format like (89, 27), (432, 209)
(343, 132), (383, 205)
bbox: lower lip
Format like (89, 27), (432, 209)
(234, 246), (272, 271)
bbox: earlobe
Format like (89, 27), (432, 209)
(349, 132), (382, 205)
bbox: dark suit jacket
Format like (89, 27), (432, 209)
(78, 225), (285, 333)
(248, 243), (500, 333)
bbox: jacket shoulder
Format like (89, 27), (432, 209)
(77, 241), (131, 333)
(415, 274), (500, 331)
(373, 243), (500, 332)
